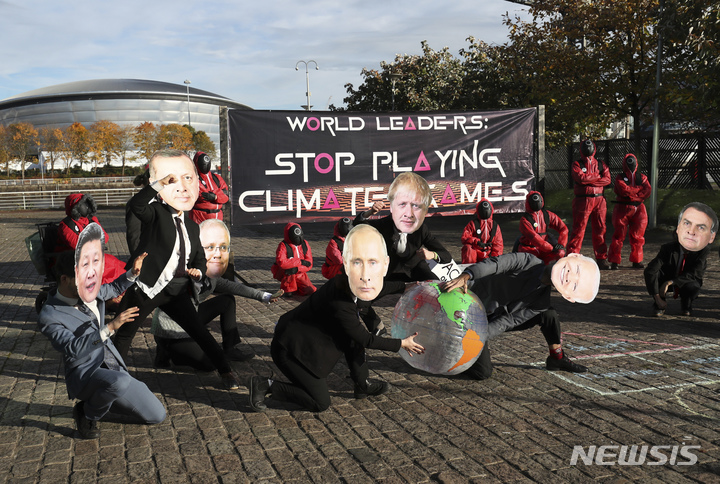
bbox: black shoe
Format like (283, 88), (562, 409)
(73, 401), (100, 439)
(652, 304), (665, 317)
(154, 344), (171, 369)
(353, 380), (389, 399)
(546, 355), (588, 373)
(681, 309), (692, 317)
(248, 375), (272, 412)
(220, 372), (241, 390)
(610, 262), (619, 270)
(596, 259), (610, 270)
(632, 262), (644, 269)
(224, 346), (254, 362)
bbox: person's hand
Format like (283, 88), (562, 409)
(202, 192), (217, 202)
(155, 173), (177, 189)
(301, 260), (311, 267)
(654, 294), (667, 309)
(187, 268), (202, 281)
(400, 332), (425, 356)
(552, 243), (565, 253)
(440, 273), (470, 294)
(369, 200), (385, 215)
(131, 252), (148, 276)
(269, 289), (284, 303)
(417, 247), (436, 261)
(660, 280), (673, 299)
(403, 281), (419, 292)
(107, 306), (139, 332)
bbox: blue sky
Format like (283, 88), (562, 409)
(0, 1), (530, 110)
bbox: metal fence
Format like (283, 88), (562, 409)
(0, 187), (140, 211)
(545, 134), (720, 191)
(0, 176), (134, 187)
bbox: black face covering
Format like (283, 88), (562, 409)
(529, 193), (543, 212)
(477, 201), (492, 220)
(626, 156), (637, 173)
(338, 217), (353, 237)
(289, 226), (304, 245)
(76, 201), (90, 218)
(195, 153), (212, 174)
(580, 139), (595, 158)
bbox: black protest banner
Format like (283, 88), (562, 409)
(229, 108), (536, 225)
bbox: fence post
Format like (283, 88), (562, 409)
(697, 133), (707, 189)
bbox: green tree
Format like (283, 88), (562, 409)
(89, 120), (122, 175)
(8, 122), (39, 180)
(192, 130), (216, 157)
(65, 122), (89, 173)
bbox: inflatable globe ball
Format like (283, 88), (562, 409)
(391, 282), (488, 375)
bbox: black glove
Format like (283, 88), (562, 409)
(301, 260), (311, 267)
(202, 192), (217, 202)
(553, 243), (565, 252)
(286, 267), (299, 275)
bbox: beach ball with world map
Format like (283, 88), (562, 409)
(391, 282), (488, 375)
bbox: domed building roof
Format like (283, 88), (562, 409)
(0, 79), (252, 150)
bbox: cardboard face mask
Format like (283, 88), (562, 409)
(74, 223), (105, 303)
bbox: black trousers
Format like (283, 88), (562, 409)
(463, 308), (561, 380)
(269, 339), (369, 412)
(154, 294), (239, 371)
(114, 278), (232, 374)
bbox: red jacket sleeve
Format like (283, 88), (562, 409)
(548, 211), (569, 246)
(213, 174), (230, 205)
(325, 239), (343, 267)
(490, 226), (504, 256)
(276, 242), (301, 271)
(519, 214), (552, 253)
(461, 221), (478, 246)
(298, 242), (313, 273)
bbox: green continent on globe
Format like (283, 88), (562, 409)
(427, 282), (474, 331)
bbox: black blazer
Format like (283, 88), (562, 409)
(354, 214), (452, 276)
(126, 185), (206, 288)
(273, 275), (405, 379)
(644, 240), (708, 295)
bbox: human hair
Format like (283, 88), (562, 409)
(148, 149), (195, 180)
(576, 254), (600, 304)
(199, 219), (231, 244)
(74, 222), (105, 268)
(342, 224), (388, 261)
(678, 202), (718, 233)
(387, 172), (432, 209)
(53, 251), (76, 280)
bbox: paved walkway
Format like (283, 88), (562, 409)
(1, 208), (719, 483)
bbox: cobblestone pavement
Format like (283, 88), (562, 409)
(1, 207), (719, 483)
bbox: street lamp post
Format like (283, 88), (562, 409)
(184, 79), (192, 126)
(389, 72), (402, 111)
(295, 60), (318, 111)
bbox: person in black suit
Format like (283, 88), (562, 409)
(644, 202), (717, 316)
(354, 172), (451, 281)
(38, 224), (165, 439)
(248, 224), (425, 412)
(114, 149), (241, 389)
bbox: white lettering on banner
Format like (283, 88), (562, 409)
(438, 141), (506, 178)
(286, 116), (366, 136)
(237, 181), (529, 217)
(286, 115), (488, 136)
(570, 445), (700, 466)
(265, 152), (356, 182)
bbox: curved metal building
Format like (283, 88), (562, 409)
(0, 79), (252, 148)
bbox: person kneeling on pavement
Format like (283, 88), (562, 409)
(249, 224), (425, 413)
(440, 252), (600, 379)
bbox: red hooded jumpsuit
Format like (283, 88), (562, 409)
(609, 154), (651, 265)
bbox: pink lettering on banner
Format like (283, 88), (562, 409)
(314, 153), (334, 174)
(415, 151), (431, 171)
(322, 189), (341, 209)
(307, 117), (321, 131)
(405, 118), (417, 130)
(441, 184), (458, 204)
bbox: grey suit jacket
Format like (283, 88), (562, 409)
(37, 274), (134, 399)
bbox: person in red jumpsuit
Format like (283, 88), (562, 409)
(56, 193), (126, 285)
(517, 191), (568, 264)
(271, 222), (317, 296)
(190, 151), (229, 224)
(609, 153), (651, 270)
(567, 139), (611, 269)
(461, 198), (503, 264)
(321, 217), (353, 279)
